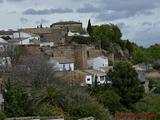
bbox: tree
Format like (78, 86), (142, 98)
(92, 24), (122, 51)
(0, 112), (6, 120)
(132, 45), (149, 64)
(34, 104), (64, 117)
(41, 86), (64, 107)
(96, 90), (122, 114)
(3, 80), (31, 117)
(134, 94), (160, 114)
(87, 19), (93, 38)
(4, 45), (21, 65)
(108, 61), (144, 108)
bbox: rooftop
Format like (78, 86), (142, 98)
(51, 57), (74, 64)
(84, 69), (106, 76)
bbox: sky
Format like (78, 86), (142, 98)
(0, 0), (160, 47)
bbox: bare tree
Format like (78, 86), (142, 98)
(10, 54), (56, 89)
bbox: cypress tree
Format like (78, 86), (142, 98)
(87, 19), (93, 37)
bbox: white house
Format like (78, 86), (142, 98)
(40, 42), (54, 47)
(49, 57), (74, 71)
(88, 56), (109, 71)
(0, 57), (11, 67)
(0, 38), (7, 44)
(68, 31), (80, 37)
(84, 69), (107, 85)
(13, 31), (31, 39)
(74, 70), (93, 86)
(13, 31), (40, 45)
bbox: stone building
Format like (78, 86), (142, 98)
(44, 44), (103, 70)
(20, 28), (68, 46)
(50, 21), (82, 32)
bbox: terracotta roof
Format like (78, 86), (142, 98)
(52, 21), (82, 26)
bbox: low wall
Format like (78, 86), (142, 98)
(5, 116), (64, 120)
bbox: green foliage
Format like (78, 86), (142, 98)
(148, 79), (160, 94)
(87, 19), (93, 37)
(42, 86), (64, 107)
(153, 60), (160, 71)
(71, 36), (92, 45)
(65, 99), (110, 120)
(132, 45), (149, 64)
(132, 44), (160, 64)
(34, 104), (63, 116)
(134, 94), (160, 114)
(0, 112), (6, 120)
(108, 61), (144, 108)
(96, 90), (122, 114)
(3, 80), (30, 117)
(147, 44), (160, 61)
(92, 24), (122, 51)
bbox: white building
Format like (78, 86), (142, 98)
(84, 69), (107, 85)
(13, 31), (40, 45)
(0, 38), (7, 44)
(0, 57), (11, 66)
(49, 57), (74, 71)
(0, 93), (4, 112)
(40, 42), (54, 47)
(68, 31), (90, 37)
(88, 56), (109, 71)
(68, 31), (80, 37)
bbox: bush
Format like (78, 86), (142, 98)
(0, 112), (6, 120)
(96, 90), (122, 114)
(34, 104), (64, 116)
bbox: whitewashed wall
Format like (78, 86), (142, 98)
(88, 57), (108, 70)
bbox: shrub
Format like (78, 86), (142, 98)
(0, 112), (6, 120)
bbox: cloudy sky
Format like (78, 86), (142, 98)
(0, 0), (160, 47)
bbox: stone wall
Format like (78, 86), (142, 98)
(51, 23), (82, 32)
(78, 117), (95, 120)
(44, 44), (104, 70)
(74, 44), (88, 69)
(5, 117), (64, 120)
(87, 48), (102, 59)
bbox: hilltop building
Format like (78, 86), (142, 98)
(50, 21), (82, 32)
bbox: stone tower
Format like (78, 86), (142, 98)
(74, 44), (88, 70)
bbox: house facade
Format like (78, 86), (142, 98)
(49, 57), (74, 71)
(12, 31), (40, 45)
(84, 69), (107, 85)
(88, 56), (109, 71)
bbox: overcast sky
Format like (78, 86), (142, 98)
(0, 0), (160, 47)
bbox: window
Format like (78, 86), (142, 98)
(100, 76), (105, 81)
(87, 78), (90, 81)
